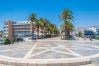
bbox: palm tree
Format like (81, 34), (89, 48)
(37, 18), (48, 39)
(48, 22), (52, 37)
(29, 13), (37, 40)
(49, 24), (54, 37)
(64, 21), (74, 39)
(35, 20), (41, 39)
(38, 18), (45, 38)
(49, 24), (58, 37)
(39, 18), (49, 38)
(61, 9), (74, 40)
(38, 18), (45, 28)
(29, 13), (59, 39)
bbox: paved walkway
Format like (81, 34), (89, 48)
(0, 37), (99, 66)
(0, 37), (99, 59)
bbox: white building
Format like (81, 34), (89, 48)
(74, 27), (85, 35)
(85, 26), (99, 38)
(86, 26), (97, 33)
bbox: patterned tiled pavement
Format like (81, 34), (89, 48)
(0, 37), (99, 66)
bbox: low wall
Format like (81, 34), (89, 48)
(0, 55), (91, 66)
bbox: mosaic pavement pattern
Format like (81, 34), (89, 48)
(0, 38), (99, 59)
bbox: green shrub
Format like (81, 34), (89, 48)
(96, 38), (99, 40)
(12, 38), (17, 44)
(3, 38), (11, 45)
(78, 31), (83, 37)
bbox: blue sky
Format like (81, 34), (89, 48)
(0, 0), (99, 29)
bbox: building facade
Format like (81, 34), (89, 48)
(74, 27), (85, 36)
(95, 26), (99, 38)
(84, 26), (99, 38)
(3, 20), (33, 39)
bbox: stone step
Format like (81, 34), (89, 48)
(80, 64), (96, 66)
(0, 64), (12, 66)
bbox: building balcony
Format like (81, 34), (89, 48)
(14, 27), (30, 28)
(14, 30), (30, 32)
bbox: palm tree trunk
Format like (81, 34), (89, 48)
(37, 27), (39, 39)
(44, 27), (46, 38)
(49, 31), (51, 38)
(42, 27), (45, 39)
(67, 30), (71, 40)
(65, 31), (67, 40)
(65, 27), (67, 40)
(31, 23), (34, 40)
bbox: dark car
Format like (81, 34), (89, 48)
(16, 38), (24, 42)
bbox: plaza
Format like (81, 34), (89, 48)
(0, 0), (99, 66)
(0, 37), (99, 66)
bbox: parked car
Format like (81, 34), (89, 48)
(16, 38), (24, 42)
